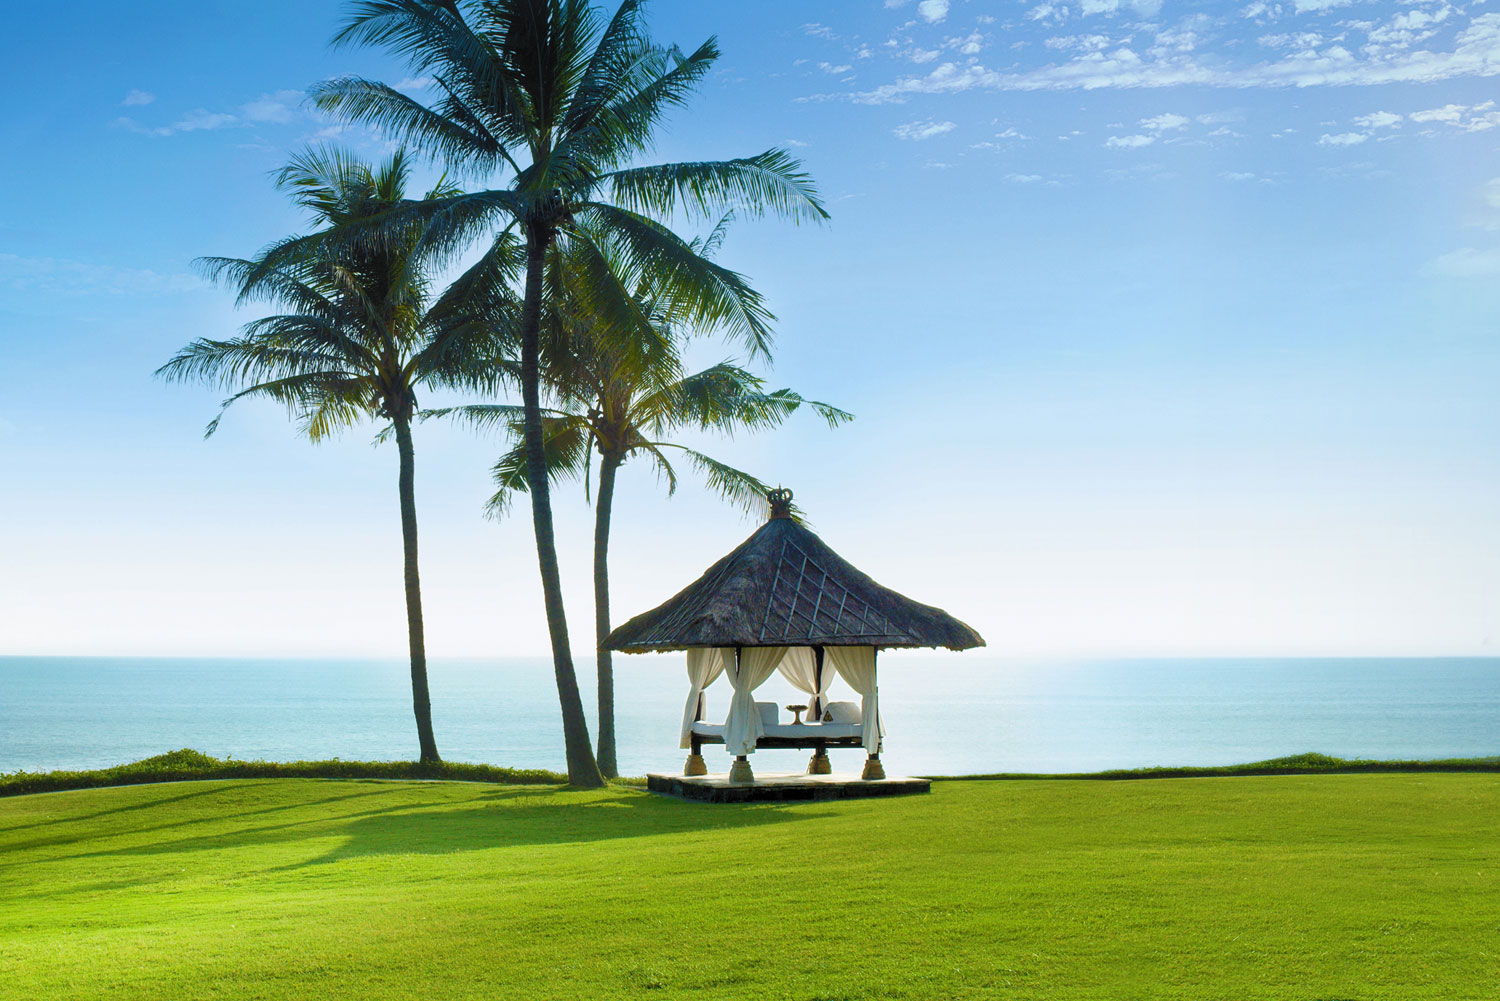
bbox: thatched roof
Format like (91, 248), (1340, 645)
(604, 490), (985, 653)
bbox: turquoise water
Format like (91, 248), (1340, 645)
(1, 655), (1497, 776)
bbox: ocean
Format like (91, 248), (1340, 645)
(1, 655), (1496, 777)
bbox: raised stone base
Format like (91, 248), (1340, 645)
(861, 755), (886, 781)
(647, 771), (930, 803)
(727, 758), (755, 785)
(807, 750), (832, 775)
(684, 753), (707, 776)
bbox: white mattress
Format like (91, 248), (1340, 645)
(690, 722), (862, 739)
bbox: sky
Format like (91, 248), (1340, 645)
(2, 0), (1498, 659)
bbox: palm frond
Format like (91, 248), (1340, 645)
(652, 444), (780, 519)
(309, 76), (509, 173)
(635, 440), (680, 497)
(604, 149), (828, 223)
(574, 201), (776, 359)
(156, 336), (354, 391)
(414, 230), (525, 391)
(560, 38), (719, 173)
(199, 371), (370, 440)
(484, 412), (593, 518)
(420, 402), (529, 433)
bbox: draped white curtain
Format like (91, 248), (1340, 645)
(723, 646), (788, 756)
(679, 648), (726, 749)
(777, 647), (835, 719)
(828, 646), (882, 753)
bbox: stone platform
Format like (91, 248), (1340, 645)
(647, 771), (930, 803)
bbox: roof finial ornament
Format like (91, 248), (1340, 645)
(767, 487), (794, 520)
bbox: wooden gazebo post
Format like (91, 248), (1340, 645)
(807, 645), (832, 775)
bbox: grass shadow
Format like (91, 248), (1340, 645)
(23, 782), (828, 882)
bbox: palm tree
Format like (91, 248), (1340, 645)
(314, 0), (828, 786)
(452, 366), (850, 776)
(157, 148), (518, 765)
(432, 218), (850, 777)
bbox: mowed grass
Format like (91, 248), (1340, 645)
(1, 775), (1495, 1000)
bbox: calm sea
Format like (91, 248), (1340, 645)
(1, 655), (1496, 776)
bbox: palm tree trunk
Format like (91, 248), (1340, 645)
(520, 228), (605, 788)
(593, 450), (623, 778)
(392, 413), (440, 764)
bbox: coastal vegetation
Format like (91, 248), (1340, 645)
(5, 749), (1496, 799)
(3, 773), (1495, 998)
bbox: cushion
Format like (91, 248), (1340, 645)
(825, 700), (861, 724)
(755, 701), (778, 726)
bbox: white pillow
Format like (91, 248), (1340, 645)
(825, 701), (861, 724)
(755, 701), (778, 726)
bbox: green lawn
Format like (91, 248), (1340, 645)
(1, 775), (1495, 999)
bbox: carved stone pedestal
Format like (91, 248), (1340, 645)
(861, 754), (886, 781)
(684, 753), (708, 777)
(728, 756), (755, 785)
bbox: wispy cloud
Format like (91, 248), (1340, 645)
(1105, 134), (1155, 148)
(1353, 110), (1403, 129)
(1140, 112), (1191, 131)
(0, 253), (202, 296)
(1318, 131), (1370, 145)
(893, 119), (957, 140)
(114, 90), (305, 137)
(849, 11), (1500, 102)
(1423, 246), (1500, 277)
(121, 89), (155, 107)
(1409, 100), (1500, 132)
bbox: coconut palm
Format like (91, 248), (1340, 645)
(313, 0), (828, 785)
(430, 222), (851, 776)
(156, 148), (520, 765)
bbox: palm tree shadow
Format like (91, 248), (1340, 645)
(295, 786), (826, 869)
(42, 785), (825, 879)
(4, 786), (399, 865)
(0, 783), (236, 835)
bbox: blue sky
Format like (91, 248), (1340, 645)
(2, 0), (1498, 658)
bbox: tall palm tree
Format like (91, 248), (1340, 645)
(314, 0), (828, 786)
(432, 218), (850, 777)
(157, 148), (517, 765)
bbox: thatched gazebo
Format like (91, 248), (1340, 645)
(604, 488), (985, 784)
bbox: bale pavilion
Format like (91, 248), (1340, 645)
(604, 488), (985, 785)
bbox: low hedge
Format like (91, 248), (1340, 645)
(932, 751), (1500, 781)
(0, 748), (568, 798)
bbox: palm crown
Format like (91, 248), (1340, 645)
(312, 0), (827, 356)
(157, 148), (507, 437)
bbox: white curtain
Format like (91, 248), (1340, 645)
(828, 646), (882, 753)
(679, 648), (726, 749)
(723, 646), (788, 756)
(777, 647), (835, 719)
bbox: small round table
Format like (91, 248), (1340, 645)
(786, 704), (808, 725)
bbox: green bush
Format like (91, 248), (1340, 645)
(0, 749), (568, 798)
(935, 751), (1500, 781)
